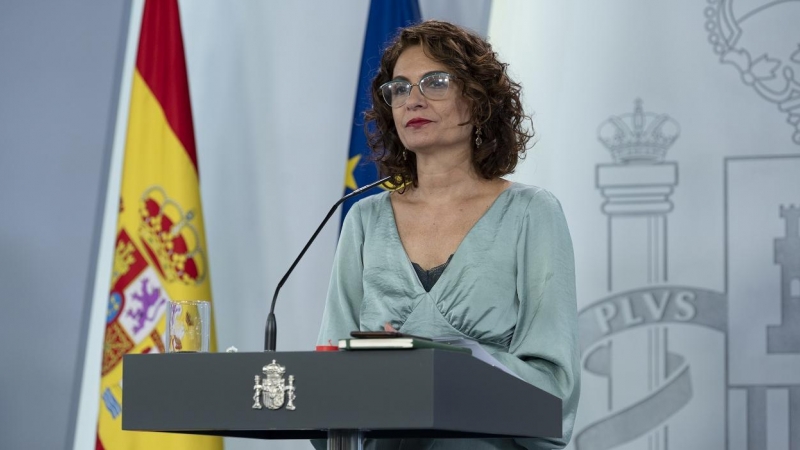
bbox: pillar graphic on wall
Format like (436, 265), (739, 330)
(596, 99), (680, 293)
(768, 205), (800, 353)
(587, 99), (683, 450)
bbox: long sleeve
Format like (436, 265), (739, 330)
(316, 201), (366, 346)
(491, 190), (581, 449)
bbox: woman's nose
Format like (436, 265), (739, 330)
(405, 84), (426, 108)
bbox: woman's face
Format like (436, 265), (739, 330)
(390, 46), (472, 155)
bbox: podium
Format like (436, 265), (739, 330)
(123, 350), (561, 449)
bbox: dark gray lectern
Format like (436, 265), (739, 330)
(123, 350), (561, 449)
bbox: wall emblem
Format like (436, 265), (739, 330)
(704, 0), (800, 145)
(572, 97), (800, 450)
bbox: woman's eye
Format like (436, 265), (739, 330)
(394, 84), (411, 95)
(425, 76), (449, 89)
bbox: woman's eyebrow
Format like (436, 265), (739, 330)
(390, 71), (446, 82)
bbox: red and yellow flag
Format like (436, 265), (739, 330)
(97, 1), (221, 448)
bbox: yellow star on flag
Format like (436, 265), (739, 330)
(345, 154), (361, 191)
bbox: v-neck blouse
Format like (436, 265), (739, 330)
(318, 183), (580, 449)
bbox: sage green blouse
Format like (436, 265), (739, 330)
(317, 183), (580, 450)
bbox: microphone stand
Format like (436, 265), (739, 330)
(264, 175), (393, 351)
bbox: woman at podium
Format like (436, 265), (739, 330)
(318, 20), (580, 450)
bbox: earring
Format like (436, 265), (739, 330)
(475, 127), (483, 147)
(402, 149), (408, 160)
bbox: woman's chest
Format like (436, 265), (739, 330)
(361, 227), (520, 344)
(393, 200), (496, 270)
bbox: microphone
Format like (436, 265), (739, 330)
(264, 175), (394, 351)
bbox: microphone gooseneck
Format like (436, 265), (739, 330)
(264, 175), (394, 351)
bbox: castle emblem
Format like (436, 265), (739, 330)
(252, 360), (296, 411)
(768, 205), (800, 353)
(724, 155), (800, 449)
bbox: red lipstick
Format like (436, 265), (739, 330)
(406, 118), (432, 128)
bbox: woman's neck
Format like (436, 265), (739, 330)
(406, 147), (489, 202)
(416, 145), (472, 189)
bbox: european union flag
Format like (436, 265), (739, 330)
(341, 0), (421, 226)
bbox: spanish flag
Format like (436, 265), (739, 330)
(97, 1), (221, 449)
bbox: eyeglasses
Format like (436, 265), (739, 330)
(379, 71), (454, 108)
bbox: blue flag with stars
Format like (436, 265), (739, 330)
(341, 0), (421, 226)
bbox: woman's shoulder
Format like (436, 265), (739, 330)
(505, 183), (571, 243)
(343, 190), (391, 224)
(353, 190), (391, 211)
(505, 182), (563, 211)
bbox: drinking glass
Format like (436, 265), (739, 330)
(166, 300), (210, 353)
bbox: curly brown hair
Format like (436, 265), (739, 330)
(364, 20), (533, 188)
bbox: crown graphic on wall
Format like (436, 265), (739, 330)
(138, 187), (206, 285)
(598, 99), (681, 164)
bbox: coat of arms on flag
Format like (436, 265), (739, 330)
(96, 1), (220, 449)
